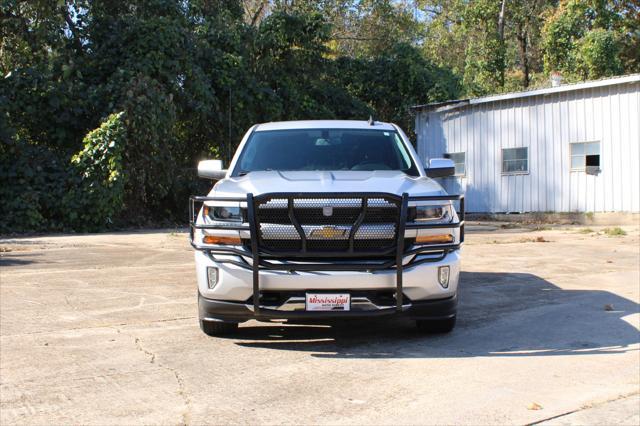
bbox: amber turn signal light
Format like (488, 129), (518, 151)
(415, 234), (454, 244)
(203, 235), (242, 245)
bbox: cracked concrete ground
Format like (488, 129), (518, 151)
(1, 224), (638, 425)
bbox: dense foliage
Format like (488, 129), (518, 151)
(541, 0), (633, 80)
(69, 112), (126, 230)
(1, 0), (637, 232)
(421, 0), (638, 94)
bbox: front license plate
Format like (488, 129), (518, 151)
(305, 293), (351, 311)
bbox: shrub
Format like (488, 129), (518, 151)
(68, 112), (127, 230)
(603, 227), (626, 237)
(0, 138), (75, 233)
(119, 76), (178, 223)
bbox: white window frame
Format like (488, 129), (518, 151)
(444, 152), (466, 176)
(501, 147), (529, 175)
(570, 141), (601, 172)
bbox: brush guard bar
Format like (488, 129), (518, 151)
(189, 192), (464, 315)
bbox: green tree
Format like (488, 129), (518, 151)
(340, 43), (459, 138)
(542, 0), (633, 80)
(576, 27), (623, 78)
(420, 0), (555, 95)
(504, 0), (556, 89)
(332, 0), (423, 58)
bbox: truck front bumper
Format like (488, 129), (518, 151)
(196, 249), (460, 301)
(199, 291), (457, 323)
(196, 248), (460, 322)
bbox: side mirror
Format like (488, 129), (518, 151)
(425, 158), (455, 178)
(198, 160), (227, 180)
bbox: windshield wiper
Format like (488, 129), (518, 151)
(238, 168), (276, 176)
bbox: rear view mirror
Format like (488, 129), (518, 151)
(425, 158), (455, 178)
(198, 160), (227, 180)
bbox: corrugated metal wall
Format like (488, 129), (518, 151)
(416, 81), (640, 213)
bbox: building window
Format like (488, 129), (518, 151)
(443, 152), (465, 176)
(502, 147), (528, 174)
(571, 141), (600, 173)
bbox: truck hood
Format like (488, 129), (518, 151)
(210, 170), (446, 197)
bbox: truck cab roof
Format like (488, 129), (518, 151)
(254, 120), (397, 132)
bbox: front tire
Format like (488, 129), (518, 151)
(416, 316), (456, 334)
(200, 320), (238, 336)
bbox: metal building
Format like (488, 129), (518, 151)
(413, 74), (640, 213)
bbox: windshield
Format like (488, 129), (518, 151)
(233, 129), (419, 176)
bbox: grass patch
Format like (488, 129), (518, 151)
(500, 223), (521, 229)
(603, 227), (626, 236)
(517, 236), (551, 243)
(168, 228), (183, 237)
(577, 228), (595, 234)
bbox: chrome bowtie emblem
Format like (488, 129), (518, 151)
(322, 206), (333, 217)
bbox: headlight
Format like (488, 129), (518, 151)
(203, 205), (242, 222)
(411, 205), (452, 223)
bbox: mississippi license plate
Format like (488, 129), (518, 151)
(305, 293), (350, 311)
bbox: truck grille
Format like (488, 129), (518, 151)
(251, 195), (402, 256)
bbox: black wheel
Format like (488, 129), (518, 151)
(416, 316), (456, 334)
(200, 320), (238, 336)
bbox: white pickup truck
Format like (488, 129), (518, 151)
(190, 120), (464, 336)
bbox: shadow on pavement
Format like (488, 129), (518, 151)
(231, 271), (640, 359)
(0, 252), (41, 267)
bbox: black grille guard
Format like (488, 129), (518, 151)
(189, 192), (464, 314)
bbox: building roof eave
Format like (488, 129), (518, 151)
(411, 73), (640, 113)
(410, 99), (470, 112)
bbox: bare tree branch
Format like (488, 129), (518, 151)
(63, 1), (83, 52)
(250, 1), (268, 27)
(498, 0), (506, 40)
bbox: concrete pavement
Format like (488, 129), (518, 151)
(1, 224), (638, 425)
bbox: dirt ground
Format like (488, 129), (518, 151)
(1, 223), (639, 425)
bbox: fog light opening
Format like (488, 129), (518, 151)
(207, 267), (219, 289)
(438, 266), (450, 288)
